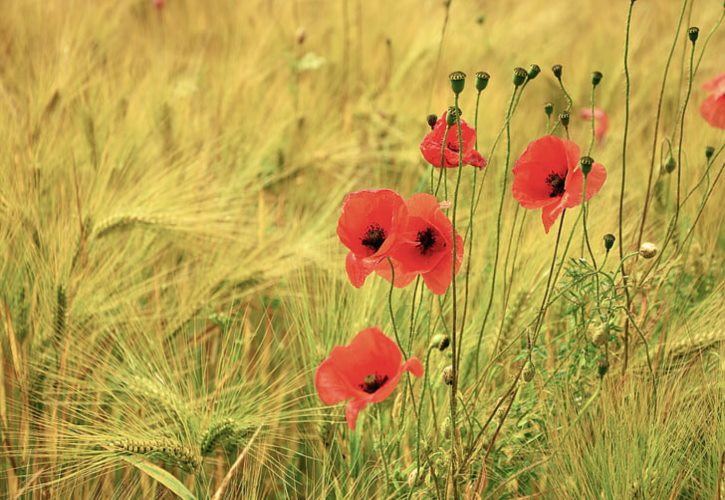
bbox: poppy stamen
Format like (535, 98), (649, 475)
(416, 227), (439, 254)
(545, 172), (567, 197)
(360, 373), (389, 394)
(361, 224), (386, 252)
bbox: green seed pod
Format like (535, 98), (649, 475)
(512, 67), (527, 87)
(475, 71), (490, 92)
(544, 102), (554, 117)
(527, 64), (541, 80)
(559, 111), (570, 128)
(552, 64), (563, 79)
(580, 156), (594, 176)
(442, 365), (454, 385)
(603, 233), (616, 252)
(446, 106), (461, 126)
(449, 71), (466, 95)
(592, 71), (603, 87)
(688, 26), (699, 43)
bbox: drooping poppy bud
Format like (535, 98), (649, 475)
(705, 145), (715, 160)
(426, 114), (438, 129)
(603, 233), (615, 252)
(639, 242), (658, 259)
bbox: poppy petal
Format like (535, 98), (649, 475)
(564, 162), (607, 208)
(315, 358), (358, 405)
(541, 200), (565, 234)
(345, 252), (374, 288)
(700, 94), (725, 129)
(420, 232), (463, 295)
(402, 357), (424, 378)
(464, 150), (488, 169)
(345, 399), (368, 430)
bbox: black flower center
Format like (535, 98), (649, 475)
(361, 224), (386, 252)
(545, 172), (567, 197)
(360, 373), (389, 394)
(416, 227), (440, 255)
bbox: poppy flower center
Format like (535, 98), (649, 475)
(361, 224), (386, 252)
(360, 373), (389, 394)
(545, 172), (567, 197)
(447, 140), (460, 153)
(416, 227), (440, 255)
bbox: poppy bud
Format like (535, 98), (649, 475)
(449, 71), (466, 95)
(426, 114), (438, 129)
(603, 233), (615, 251)
(475, 71), (490, 92)
(442, 365), (454, 385)
(408, 468), (425, 487)
(580, 156), (594, 176)
(552, 64), (563, 80)
(295, 27), (306, 45)
(705, 145), (714, 160)
(591, 71), (603, 87)
(688, 26), (699, 43)
(430, 334), (450, 351)
(513, 67), (527, 87)
(591, 325), (608, 346)
(559, 111), (570, 128)
(639, 242), (658, 259)
(664, 155), (676, 174)
(598, 358), (609, 378)
(544, 102), (554, 117)
(527, 64), (541, 80)
(522, 362), (535, 382)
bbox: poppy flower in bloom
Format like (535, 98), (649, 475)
(389, 193), (464, 295)
(579, 107), (609, 143)
(700, 72), (725, 129)
(420, 111), (487, 169)
(315, 327), (424, 430)
(336, 189), (410, 288)
(512, 136), (607, 233)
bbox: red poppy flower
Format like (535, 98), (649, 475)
(700, 72), (725, 129)
(579, 107), (609, 143)
(315, 327), (424, 430)
(512, 136), (607, 233)
(420, 111), (487, 169)
(388, 193), (464, 295)
(337, 189), (411, 288)
(152, 0), (165, 9)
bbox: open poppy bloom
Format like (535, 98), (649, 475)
(420, 111), (487, 169)
(512, 136), (607, 233)
(389, 193), (464, 295)
(579, 107), (609, 143)
(315, 327), (424, 430)
(336, 189), (410, 288)
(700, 72), (725, 129)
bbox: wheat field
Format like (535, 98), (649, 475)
(0, 0), (723, 498)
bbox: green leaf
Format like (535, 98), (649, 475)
(119, 455), (196, 500)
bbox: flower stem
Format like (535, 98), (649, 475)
(619, 0), (636, 374)
(635, 0), (688, 252)
(473, 85), (519, 375)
